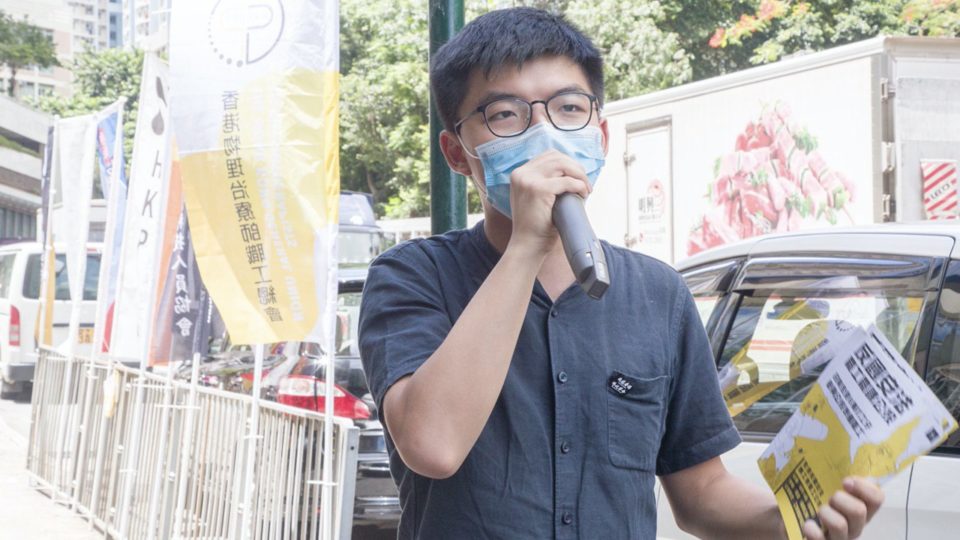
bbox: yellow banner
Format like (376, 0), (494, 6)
(171, 1), (340, 344)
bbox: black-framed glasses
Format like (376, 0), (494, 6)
(454, 91), (599, 139)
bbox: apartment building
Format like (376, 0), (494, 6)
(0, 0), (161, 100)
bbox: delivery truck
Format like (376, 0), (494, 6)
(588, 36), (960, 266)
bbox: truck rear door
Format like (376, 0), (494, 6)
(891, 71), (960, 221)
(624, 120), (674, 264)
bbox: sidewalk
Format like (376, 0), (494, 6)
(0, 403), (103, 539)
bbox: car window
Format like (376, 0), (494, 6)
(337, 291), (361, 356)
(681, 260), (740, 328)
(0, 254), (16, 299)
(718, 256), (930, 436)
(22, 253), (101, 301)
(926, 260), (960, 450)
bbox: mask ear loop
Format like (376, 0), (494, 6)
(456, 129), (480, 160)
(452, 129), (491, 203)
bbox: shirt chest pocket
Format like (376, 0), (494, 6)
(605, 373), (671, 471)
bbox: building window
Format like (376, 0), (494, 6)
(18, 81), (36, 97)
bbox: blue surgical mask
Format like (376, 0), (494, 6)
(475, 123), (605, 218)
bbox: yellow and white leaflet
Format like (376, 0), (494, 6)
(759, 325), (958, 539)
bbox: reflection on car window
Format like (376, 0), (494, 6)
(337, 292), (361, 356)
(682, 261), (739, 328)
(22, 253), (101, 301)
(0, 254), (15, 299)
(927, 260), (960, 450)
(694, 296), (720, 327)
(720, 290), (925, 435)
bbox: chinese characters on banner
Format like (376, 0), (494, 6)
(170, 1), (341, 345)
(220, 91), (283, 324)
(149, 201), (215, 366)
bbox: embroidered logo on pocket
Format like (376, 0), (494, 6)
(608, 371), (635, 396)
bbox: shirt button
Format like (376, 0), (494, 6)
(560, 441), (571, 454)
(557, 371), (568, 384)
(562, 512), (573, 525)
(550, 308), (558, 318)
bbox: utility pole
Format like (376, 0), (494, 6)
(428, 0), (466, 235)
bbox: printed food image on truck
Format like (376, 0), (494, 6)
(688, 103), (858, 256)
(591, 37), (960, 266)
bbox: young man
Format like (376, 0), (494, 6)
(359, 8), (883, 539)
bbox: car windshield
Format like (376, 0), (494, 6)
(338, 230), (383, 266)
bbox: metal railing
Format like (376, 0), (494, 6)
(27, 348), (358, 540)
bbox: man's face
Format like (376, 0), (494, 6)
(442, 55), (609, 204)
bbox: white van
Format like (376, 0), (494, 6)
(0, 242), (101, 397)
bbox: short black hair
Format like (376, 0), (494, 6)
(430, 7), (604, 133)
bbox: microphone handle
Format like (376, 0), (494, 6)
(552, 194), (610, 300)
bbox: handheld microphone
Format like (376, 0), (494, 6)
(552, 194), (610, 300)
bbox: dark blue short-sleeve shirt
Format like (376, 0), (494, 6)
(358, 222), (740, 539)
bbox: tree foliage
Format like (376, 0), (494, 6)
(339, 0), (433, 218)
(30, 48), (144, 176)
(0, 10), (59, 98)
(341, 0), (695, 218)
(566, 0), (691, 100)
(18, 2), (958, 220)
(708, 0), (960, 67)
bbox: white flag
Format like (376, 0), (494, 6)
(54, 113), (98, 350)
(111, 54), (172, 363)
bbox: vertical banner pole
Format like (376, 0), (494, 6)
(87, 363), (115, 519)
(73, 98), (126, 513)
(241, 343), (264, 539)
(36, 116), (57, 480)
(86, 97), (127, 520)
(117, 373), (146, 537)
(172, 351), (202, 536)
(36, 117), (57, 352)
(144, 350), (177, 539)
(52, 114), (98, 499)
(117, 53), (173, 538)
(26, 122), (55, 477)
(320, 239), (338, 540)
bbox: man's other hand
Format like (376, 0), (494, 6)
(802, 477), (885, 540)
